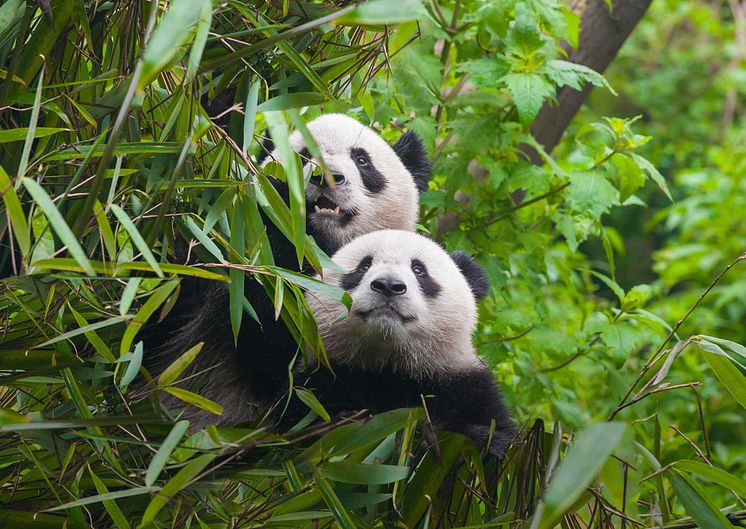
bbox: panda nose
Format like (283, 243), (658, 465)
(370, 276), (407, 297)
(309, 172), (346, 187)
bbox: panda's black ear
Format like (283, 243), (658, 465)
(392, 130), (431, 193)
(451, 251), (490, 300)
(256, 134), (275, 165)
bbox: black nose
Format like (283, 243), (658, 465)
(370, 277), (407, 297)
(309, 172), (345, 186)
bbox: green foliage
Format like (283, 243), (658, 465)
(1, 0), (745, 528)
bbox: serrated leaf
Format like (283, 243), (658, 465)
(504, 72), (554, 129)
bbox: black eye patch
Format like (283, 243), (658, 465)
(341, 255), (373, 291)
(412, 259), (441, 298)
(351, 147), (386, 194)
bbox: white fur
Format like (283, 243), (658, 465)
(263, 114), (420, 250)
(306, 230), (482, 378)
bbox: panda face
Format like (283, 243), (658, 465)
(306, 230), (482, 377)
(264, 114), (429, 253)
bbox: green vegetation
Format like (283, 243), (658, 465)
(1, 0), (744, 527)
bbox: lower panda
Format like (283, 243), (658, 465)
(145, 115), (431, 427)
(281, 230), (516, 457)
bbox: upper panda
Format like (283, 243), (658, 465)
(287, 230), (516, 457)
(261, 113), (430, 256)
(145, 115), (431, 428)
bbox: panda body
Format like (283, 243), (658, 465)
(291, 230), (515, 457)
(146, 115), (431, 427)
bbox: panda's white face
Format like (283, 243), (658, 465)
(306, 230), (481, 377)
(265, 114), (422, 252)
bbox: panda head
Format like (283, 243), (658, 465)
(261, 114), (431, 253)
(306, 230), (490, 377)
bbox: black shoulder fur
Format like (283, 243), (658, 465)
(284, 362), (516, 458)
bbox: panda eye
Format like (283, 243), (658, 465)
(355, 155), (369, 166)
(412, 264), (425, 276)
(359, 263), (370, 272)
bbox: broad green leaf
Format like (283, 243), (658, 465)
(504, 72), (554, 129)
(22, 177), (95, 276)
(145, 420), (190, 486)
(533, 422), (627, 529)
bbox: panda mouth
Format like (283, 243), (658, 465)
(313, 196), (342, 215)
(357, 304), (416, 323)
(311, 196), (356, 222)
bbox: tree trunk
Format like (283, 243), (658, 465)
(527, 0), (653, 162)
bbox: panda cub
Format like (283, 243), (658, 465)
(291, 230), (516, 457)
(147, 115), (431, 427)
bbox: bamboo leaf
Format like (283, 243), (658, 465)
(145, 420), (190, 487)
(22, 177), (95, 276)
(110, 204), (164, 278)
(120, 280), (179, 356)
(671, 470), (735, 529)
(163, 387), (224, 415)
(157, 342), (204, 387)
(0, 163), (30, 255)
(533, 422), (627, 529)
(139, 0), (211, 89)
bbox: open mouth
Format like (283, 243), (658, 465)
(313, 196), (342, 215)
(310, 195), (356, 222)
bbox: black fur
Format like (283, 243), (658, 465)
(450, 252), (490, 300)
(351, 147), (386, 193)
(284, 362), (516, 457)
(393, 130), (431, 193)
(411, 259), (441, 298)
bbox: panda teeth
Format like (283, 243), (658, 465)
(314, 204), (342, 215)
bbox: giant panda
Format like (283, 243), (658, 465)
(146, 115), (431, 427)
(284, 230), (516, 457)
